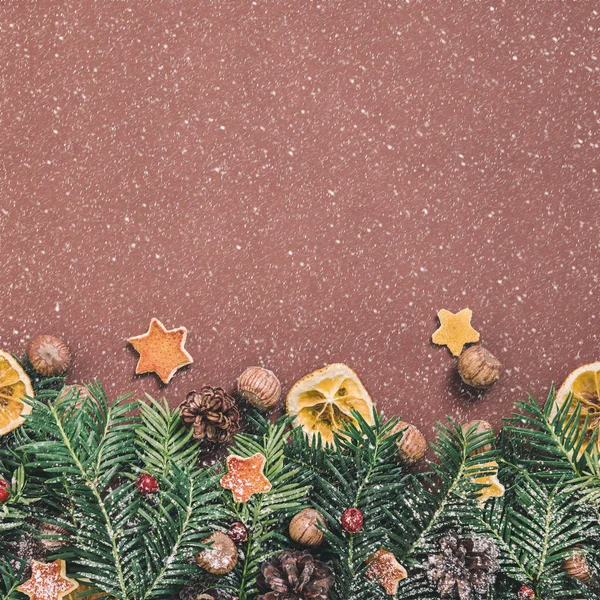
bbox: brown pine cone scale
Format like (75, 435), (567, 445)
(180, 386), (241, 443)
(258, 550), (333, 600)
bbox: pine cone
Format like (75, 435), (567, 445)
(180, 386), (241, 443)
(427, 533), (499, 599)
(257, 549), (333, 600)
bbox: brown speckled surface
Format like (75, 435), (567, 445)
(2, 1), (599, 439)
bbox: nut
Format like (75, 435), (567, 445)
(462, 420), (494, 455)
(38, 522), (70, 551)
(390, 421), (427, 464)
(563, 549), (593, 584)
(457, 345), (501, 390)
(237, 366), (281, 410)
(26, 335), (71, 377)
(195, 531), (238, 575)
(289, 508), (326, 547)
(57, 384), (92, 407)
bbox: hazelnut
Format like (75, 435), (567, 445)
(195, 531), (238, 575)
(462, 420), (494, 455)
(289, 508), (326, 547)
(38, 522), (70, 551)
(390, 421), (427, 465)
(457, 345), (501, 390)
(26, 335), (71, 377)
(237, 366), (281, 410)
(563, 549), (593, 584)
(57, 384), (92, 407)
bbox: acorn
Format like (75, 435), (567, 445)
(289, 508), (326, 547)
(563, 549), (593, 584)
(457, 345), (501, 390)
(462, 420), (494, 455)
(237, 366), (282, 410)
(390, 421), (427, 465)
(195, 531), (238, 575)
(26, 335), (71, 376)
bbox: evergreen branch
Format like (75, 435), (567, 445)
(136, 395), (197, 478)
(504, 388), (596, 479)
(215, 413), (310, 600)
(18, 385), (137, 600)
(567, 447), (600, 507)
(140, 466), (224, 599)
(397, 418), (498, 561)
(304, 410), (409, 599)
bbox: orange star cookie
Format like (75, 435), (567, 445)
(128, 318), (193, 384)
(18, 559), (79, 600)
(431, 308), (480, 356)
(470, 460), (505, 504)
(220, 452), (272, 503)
(365, 549), (408, 595)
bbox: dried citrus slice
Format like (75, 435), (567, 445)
(286, 363), (375, 446)
(555, 362), (600, 451)
(0, 349), (34, 436)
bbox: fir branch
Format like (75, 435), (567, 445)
(395, 418), (499, 561)
(303, 411), (409, 600)
(567, 447), (600, 507)
(0, 560), (25, 600)
(139, 465), (225, 599)
(506, 473), (595, 598)
(504, 387), (597, 479)
(214, 413), (310, 600)
(135, 394), (197, 477)
(18, 384), (137, 600)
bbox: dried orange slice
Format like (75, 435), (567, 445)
(286, 363), (375, 446)
(0, 350), (33, 435)
(554, 362), (600, 451)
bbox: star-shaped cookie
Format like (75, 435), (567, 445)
(220, 452), (272, 503)
(18, 559), (79, 600)
(365, 549), (408, 595)
(431, 308), (480, 356)
(128, 318), (193, 384)
(471, 461), (505, 505)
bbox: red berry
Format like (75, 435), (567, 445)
(0, 478), (10, 503)
(228, 521), (248, 544)
(518, 585), (535, 600)
(341, 507), (363, 533)
(135, 473), (159, 495)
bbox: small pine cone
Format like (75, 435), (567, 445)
(180, 386), (241, 443)
(257, 549), (333, 600)
(427, 532), (500, 599)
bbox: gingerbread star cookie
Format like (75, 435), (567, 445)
(128, 318), (193, 384)
(18, 559), (79, 600)
(220, 452), (272, 503)
(431, 308), (480, 356)
(365, 549), (408, 595)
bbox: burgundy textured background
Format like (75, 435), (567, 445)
(2, 1), (599, 439)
